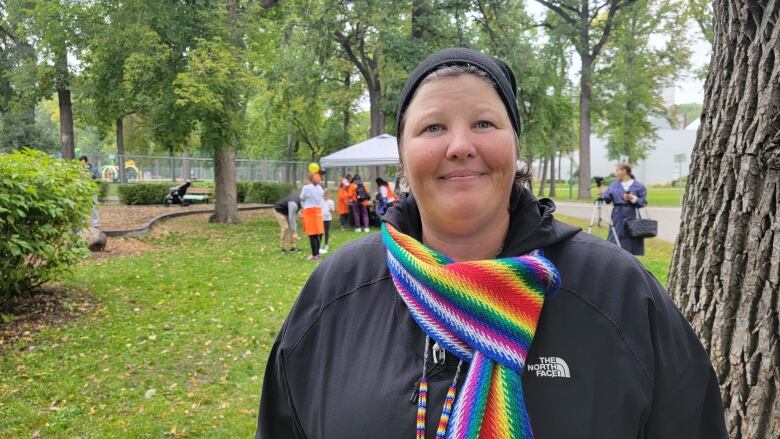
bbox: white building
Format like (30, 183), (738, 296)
(539, 125), (697, 186)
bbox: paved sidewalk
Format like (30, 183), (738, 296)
(553, 201), (681, 243)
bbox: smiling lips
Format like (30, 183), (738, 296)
(440, 170), (486, 181)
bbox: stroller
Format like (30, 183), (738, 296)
(164, 181), (191, 207)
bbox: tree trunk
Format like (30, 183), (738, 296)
(668, 2), (780, 438)
(116, 118), (126, 183)
(368, 80), (384, 137)
(210, 146), (240, 224)
(286, 133), (295, 185)
(55, 48), (74, 160)
(182, 150), (191, 181)
(549, 152), (556, 197)
(209, 0), (241, 224)
(169, 147), (176, 182)
(538, 156), (548, 197)
(343, 73), (351, 146)
(412, 0), (425, 39)
(19, 41), (36, 142)
(578, 54), (593, 200)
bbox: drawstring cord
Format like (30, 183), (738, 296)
(415, 335), (464, 439)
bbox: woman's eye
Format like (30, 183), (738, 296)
(475, 121), (494, 129)
(424, 124), (442, 133)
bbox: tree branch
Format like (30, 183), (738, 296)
(476, 0), (500, 50)
(0, 23), (17, 43)
(591, 0), (637, 58)
(534, 0), (577, 26)
(334, 26), (375, 90)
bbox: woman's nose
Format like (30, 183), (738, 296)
(445, 127), (476, 160)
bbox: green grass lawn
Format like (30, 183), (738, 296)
(555, 214), (674, 286)
(531, 182), (685, 207)
(0, 212), (673, 437)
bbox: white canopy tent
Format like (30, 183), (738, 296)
(320, 134), (399, 168)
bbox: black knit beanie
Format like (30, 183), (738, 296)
(395, 47), (520, 138)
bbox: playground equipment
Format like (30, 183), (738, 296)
(99, 160), (142, 182)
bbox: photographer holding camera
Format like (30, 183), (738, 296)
(598, 163), (648, 255)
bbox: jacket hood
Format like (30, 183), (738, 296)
(382, 189), (580, 257)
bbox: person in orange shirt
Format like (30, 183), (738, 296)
(337, 174), (352, 230)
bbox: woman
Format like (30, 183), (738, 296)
(374, 177), (396, 216)
(599, 164), (648, 255)
(258, 48), (726, 438)
(299, 173), (325, 261)
(337, 174), (352, 230)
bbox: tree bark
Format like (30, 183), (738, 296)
(55, 48), (74, 160)
(210, 145), (240, 224)
(116, 118), (126, 183)
(668, 2), (780, 438)
(578, 54), (593, 200)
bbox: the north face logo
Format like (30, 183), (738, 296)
(526, 356), (570, 378)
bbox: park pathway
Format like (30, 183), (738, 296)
(553, 201), (682, 244)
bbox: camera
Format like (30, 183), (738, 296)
(593, 176), (604, 187)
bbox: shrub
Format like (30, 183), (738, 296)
(243, 181), (295, 204)
(117, 183), (171, 205)
(0, 149), (95, 301)
(236, 181), (250, 203)
(98, 180), (111, 202)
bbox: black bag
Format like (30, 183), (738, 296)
(625, 208), (657, 239)
(356, 183), (369, 202)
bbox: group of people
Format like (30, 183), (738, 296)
(273, 173), (334, 260)
(336, 174), (397, 232)
(274, 173), (398, 261)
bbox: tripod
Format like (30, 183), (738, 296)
(588, 197), (621, 248)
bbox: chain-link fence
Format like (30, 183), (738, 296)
(82, 153), (310, 185)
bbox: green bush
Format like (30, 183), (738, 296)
(236, 181), (250, 203)
(98, 180), (111, 202)
(0, 149), (95, 301)
(243, 181), (294, 204)
(117, 183), (171, 205)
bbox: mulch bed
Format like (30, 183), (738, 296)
(98, 204), (216, 231)
(0, 285), (98, 351)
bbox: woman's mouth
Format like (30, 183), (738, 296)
(440, 170), (485, 181)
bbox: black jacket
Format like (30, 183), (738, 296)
(274, 195), (301, 215)
(257, 191), (727, 439)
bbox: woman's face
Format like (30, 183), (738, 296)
(400, 74), (516, 233)
(615, 167), (626, 180)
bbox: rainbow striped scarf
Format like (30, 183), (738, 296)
(382, 223), (561, 439)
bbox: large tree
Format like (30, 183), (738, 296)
(18, 0), (86, 159)
(534, 0), (636, 199)
(668, 1), (780, 438)
(592, 0), (690, 163)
